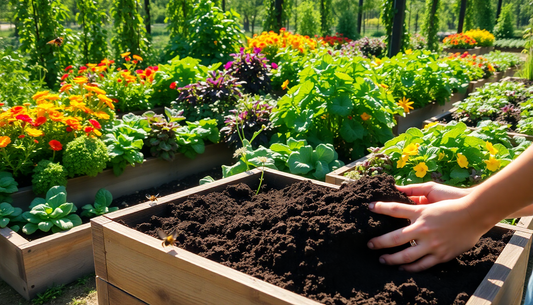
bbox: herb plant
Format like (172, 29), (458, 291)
(143, 108), (185, 161)
(81, 188), (117, 218)
(62, 135), (109, 178)
(21, 186), (82, 235)
(175, 119), (220, 159)
(32, 160), (68, 195)
(0, 171), (18, 203)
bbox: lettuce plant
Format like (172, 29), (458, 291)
(22, 186), (82, 235)
(223, 137), (344, 181)
(0, 171), (18, 203)
(81, 188), (117, 218)
(0, 202), (23, 232)
(175, 119), (220, 159)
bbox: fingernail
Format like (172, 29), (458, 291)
(368, 202), (375, 210)
(367, 241), (374, 249)
(379, 257), (386, 264)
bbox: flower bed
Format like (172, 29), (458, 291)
(93, 168), (532, 305)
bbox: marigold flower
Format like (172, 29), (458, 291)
(360, 112), (371, 121)
(457, 153), (469, 168)
(98, 94), (115, 110)
(73, 76), (88, 84)
(413, 162), (428, 178)
(120, 52), (131, 58)
(26, 127), (44, 137)
(48, 111), (64, 122)
(486, 141), (498, 155)
(398, 97), (414, 114)
(125, 56), (131, 62)
(33, 116), (46, 127)
(84, 126), (94, 133)
(32, 91), (50, 100)
(0, 136), (11, 148)
(65, 118), (82, 130)
(484, 156), (500, 172)
(282, 79), (289, 90)
(84, 85), (106, 95)
(89, 119), (101, 129)
(87, 63), (97, 69)
(94, 111), (111, 120)
(64, 65), (73, 71)
(18, 135), (25, 139)
(396, 154), (409, 169)
(61, 74), (69, 81)
(403, 143), (419, 156)
(43, 94), (60, 101)
(49, 140), (62, 151)
(16, 114), (33, 123)
(101, 58), (114, 66)
(133, 55), (143, 61)
(60, 84), (73, 92)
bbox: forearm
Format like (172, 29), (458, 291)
(507, 204), (533, 218)
(465, 146), (533, 228)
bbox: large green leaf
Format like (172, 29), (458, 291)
(330, 94), (353, 116)
(222, 160), (248, 178)
(94, 189), (113, 210)
(22, 223), (39, 235)
(313, 144), (335, 164)
(450, 167), (470, 180)
(313, 160), (330, 180)
(340, 119), (365, 142)
(38, 221), (54, 232)
(0, 202), (14, 216)
(288, 146), (314, 175)
(0, 217), (9, 228)
(45, 186), (67, 209)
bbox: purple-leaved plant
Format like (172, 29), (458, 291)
(224, 47), (274, 95)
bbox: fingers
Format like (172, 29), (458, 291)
(367, 226), (416, 249)
(396, 182), (436, 197)
(400, 255), (441, 272)
(369, 201), (418, 219)
(378, 244), (427, 266)
(409, 195), (429, 205)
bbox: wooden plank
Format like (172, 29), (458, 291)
(517, 216), (533, 230)
(19, 223), (94, 300)
(10, 143), (233, 210)
(92, 216), (113, 280)
(96, 276), (148, 305)
(0, 228), (29, 299)
(100, 221), (321, 305)
(467, 229), (532, 305)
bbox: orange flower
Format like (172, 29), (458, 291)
(49, 140), (62, 151)
(0, 136), (11, 148)
(32, 91), (50, 100)
(84, 85), (106, 95)
(282, 79), (289, 90)
(120, 51), (131, 58)
(60, 84), (73, 93)
(73, 76), (88, 84)
(98, 94), (115, 110)
(94, 111), (111, 120)
(48, 111), (64, 122)
(64, 117), (82, 130)
(133, 55), (143, 61)
(360, 112), (371, 121)
(26, 127), (44, 137)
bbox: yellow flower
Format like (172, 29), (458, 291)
(457, 153), (469, 168)
(282, 79), (289, 90)
(486, 141), (498, 155)
(398, 97), (414, 114)
(396, 154), (409, 168)
(413, 162), (428, 178)
(484, 156), (501, 172)
(86, 63), (97, 69)
(133, 55), (143, 61)
(84, 85), (107, 95)
(32, 90), (50, 100)
(94, 111), (111, 120)
(98, 94), (115, 110)
(120, 51), (131, 58)
(69, 95), (84, 103)
(424, 122), (438, 129)
(0, 136), (11, 148)
(360, 112), (371, 121)
(59, 84), (72, 93)
(373, 58), (382, 66)
(402, 143), (419, 156)
(73, 76), (88, 84)
(26, 127), (44, 137)
(43, 94), (61, 101)
(438, 152), (445, 161)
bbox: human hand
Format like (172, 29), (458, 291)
(366, 197), (492, 272)
(396, 182), (472, 205)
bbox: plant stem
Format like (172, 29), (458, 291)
(256, 166), (265, 195)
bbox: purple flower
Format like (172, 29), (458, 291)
(253, 47), (262, 54)
(224, 61), (233, 70)
(271, 62), (278, 69)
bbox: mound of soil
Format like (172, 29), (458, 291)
(131, 175), (511, 305)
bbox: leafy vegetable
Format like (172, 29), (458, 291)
(81, 188), (117, 218)
(0, 202), (23, 232)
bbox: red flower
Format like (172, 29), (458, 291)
(16, 114), (33, 123)
(79, 66), (87, 71)
(170, 82), (177, 90)
(34, 139), (39, 144)
(32, 116), (47, 127)
(49, 140), (62, 151)
(89, 119), (101, 129)
(125, 56), (131, 62)
(18, 135), (25, 139)
(61, 74), (69, 81)
(84, 126), (94, 133)
(64, 65), (73, 71)
(66, 126), (73, 132)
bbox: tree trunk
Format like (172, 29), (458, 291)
(144, 0), (151, 35)
(495, 0), (502, 21)
(389, 0), (406, 57)
(457, 0), (467, 33)
(294, 0), (298, 32)
(243, 15), (250, 32)
(274, 0), (283, 32)
(222, 0), (225, 11)
(415, 11), (418, 33)
(357, 0), (363, 34)
(252, 15), (256, 35)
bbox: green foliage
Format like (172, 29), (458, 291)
(165, 0), (244, 65)
(165, 0), (194, 39)
(111, 0), (149, 59)
(376, 50), (470, 109)
(143, 107), (185, 161)
(81, 188), (117, 218)
(32, 160), (68, 195)
(422, 0), (440, 51)
(149, 56), (215, 107)
(494, 39), (527, 49)
(263, 0), (292, 32)
(271, 52), (399, 159)
(318, 0), (332, 36)
(0, 171), (18, 196)
(103, 113), (150, 176)
(0, 49), (46, 107)
(22, 186), (82, 235)
(175, 118), (220, 159)
(76, 0), (110, 63)
(380, 0), (410, 55)
(62, 135), (109, 178)
(31, 284), (65, 305)
(465, 0), (494, 32)
(270, 47), (309, 90)
(297, 1), (321, 37)
(494, 4), (514, 39)
(519, 47), (533, 81)
(336, 8), (359, 40)
(14, 0), (77, 88)
(483, 51), (522, 71)
(0, 202), (23, 231)
(223, 137), (344, 180)
(357, 122), (530, 187)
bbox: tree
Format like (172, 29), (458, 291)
(111, 0), (149, 58)
(465, 0), (494, 31)
(422, 0), (440, 51)
(263, 0), (292, 32)
(166, 0), (193, 38)
(232, 0), (263, 34)
(297, 0), (321, 36)
(494, 3), (514, 39)
(319, 0), (332, 36)
(335, 0), (358, 39)
(76, 0), (109, 63)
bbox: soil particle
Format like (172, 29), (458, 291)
(130, 174), (511, 305)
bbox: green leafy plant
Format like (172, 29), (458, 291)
(76, 0), (109, 63)
(32, 160), (68, 195)
(143, 108), (185, 161)
(81, 188), (117, 218)
(494, 4), (515, 39)
(110, 0), (149, 59)
(0, 202), (23, 232)
(175, 118), (220, 159)
(22, 186), (82, 235)
(103, 113), (150, 176)
(0, 171), (19, 203)
(223, 137), (344, 181)
(345, 122), (530, 187)
(519, 47), (533, 81)
(483, 51), (522, 72)
(63, 135), (109, 178)
(31, 283), (65, 305)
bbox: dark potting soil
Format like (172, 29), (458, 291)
(129, 175), (512, 305)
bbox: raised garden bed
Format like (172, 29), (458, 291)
(93, 168), (532, 304)
(0, 143), (232, 300)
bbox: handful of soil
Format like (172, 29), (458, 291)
(134, 174), (510, 305)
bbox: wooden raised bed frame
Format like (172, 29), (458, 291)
(92, 168), (532, 305)
(0, 143), (233, 300)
